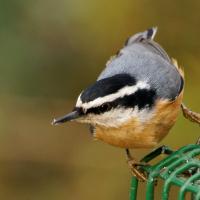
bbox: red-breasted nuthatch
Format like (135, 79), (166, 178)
(52, 28), (200, 181)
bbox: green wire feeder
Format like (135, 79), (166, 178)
(129, 144), (200, 200)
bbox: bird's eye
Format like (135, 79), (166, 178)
(99, 103), (111, 113)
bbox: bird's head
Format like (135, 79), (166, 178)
(52, 74), (156, 130)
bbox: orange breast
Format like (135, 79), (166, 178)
(94, 91), (184, 148)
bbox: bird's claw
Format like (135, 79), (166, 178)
(127, 159), (148, 181)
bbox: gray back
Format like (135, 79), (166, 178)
(97, 29), (183, 100)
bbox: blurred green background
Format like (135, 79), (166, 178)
(0, 0), (200, 199)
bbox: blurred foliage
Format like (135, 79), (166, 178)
(0, 0), (200, 199)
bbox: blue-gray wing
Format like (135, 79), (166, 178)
(98, 28), (183, 100)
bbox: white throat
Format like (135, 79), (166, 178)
(77, 107), (155, 128)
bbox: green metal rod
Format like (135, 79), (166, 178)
(130, 177), (138, 200)
(178, 173), (200, 200)
(162, 162), (200, 200)
(145, 177), (155, 200)
(129, 144), (200, 200)
(141, 145), (173, 163)
(195, 190), (200, 200)
(166, 176), (200, 193)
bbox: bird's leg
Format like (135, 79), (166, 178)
(125, 149), (147, 181)
(181, 103), (200, 125)
(196, 137), (200, 145)
(181, 103), (200, 154)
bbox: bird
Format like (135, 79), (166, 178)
(52, 27), (200, 181)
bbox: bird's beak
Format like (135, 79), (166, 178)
(52, 110), (81, 125)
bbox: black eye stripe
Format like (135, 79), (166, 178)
(83, 88), (156, 115)
(85, 102), (112, 115)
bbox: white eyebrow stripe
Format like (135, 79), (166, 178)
(76, 81), (150, 110)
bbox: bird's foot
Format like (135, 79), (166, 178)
(125, 149), (147, 181)
(196, 137), (200, 145)
(127, 159), (148, 181)
(181, 103), (200, 125)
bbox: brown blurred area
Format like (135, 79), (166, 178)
(0, 0), (200, 199)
